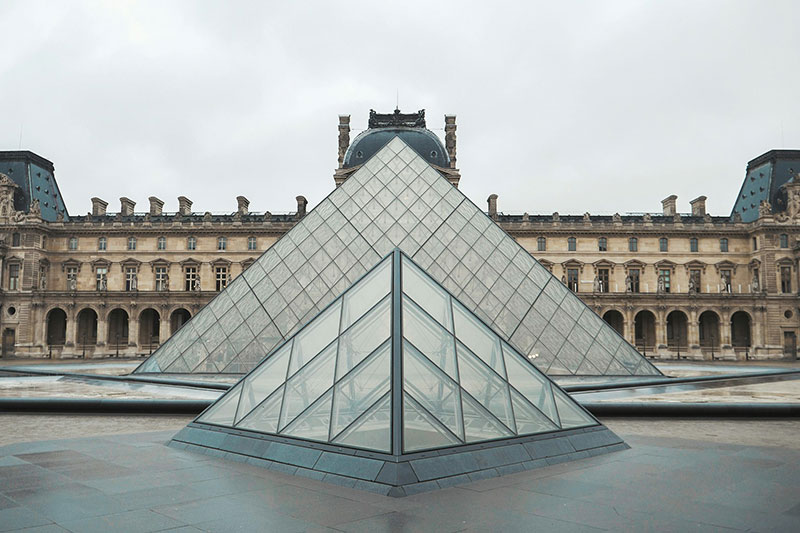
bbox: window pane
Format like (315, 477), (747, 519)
(289, 299), (341, 376)
(330, 342), (390, 439)
(403, 297), (458, 381)
(456, 342), (515, 432)
(462, 390), (513, 442)
(197, 383), (242, 426)
(403, 394), (460, 452)
(237, 385), (284, 433)
(510, 389), (558, 435)
(279, 341), (337, 431)
(236, 341), (292, 423)
(341, 256), (391, 331)
(403, 256), (452, 332)
(336, 295), (391, 380)
(332, 393), (391, 453)
(281, 390), (333, 442)
(553, 387), (595, 429)
(452, 302), (505, 377)
(502, 343), (558, 424)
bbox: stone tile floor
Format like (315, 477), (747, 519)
(1, 427), (798, 532)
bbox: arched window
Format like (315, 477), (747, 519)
(690, 237), (698, 252)
(218, 236), (227, 251)
(68, 237), (78, 250)
(780, 234), (789, 248)
(98, 237), (107, 251)
(248, 236), (257, 250)
(187, 236), (196, 251)
(567, 237), (576, 251)
(127, 237), (137, 251)
(598, 237), (608, 252)
(719, 238), (728, 253)
(157, 236), (166, 250)
(628, 237), (638, 252)
(537, 237), (546, 251)
(659, 237), (668, 252)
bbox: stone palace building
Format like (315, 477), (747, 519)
(1, 113), (798, 361)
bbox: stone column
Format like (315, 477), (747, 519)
(159, 310), (171, 344)
(687, 308), (701, 359)
(719, 309), (733, 359)
(96, 311), (107, 350)
(654, 309), (667, 355)
(64, 307), (77, 349)
(128, 309), (139, 352)
(623, 307), (636, 345)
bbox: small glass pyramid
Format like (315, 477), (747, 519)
(136, 135), (660, 378)
(195, 250), (596, 454)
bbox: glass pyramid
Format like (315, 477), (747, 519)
(193, 250), (597, 454)
(136, 136), (660, 378)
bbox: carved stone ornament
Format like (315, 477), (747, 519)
(368, 108), (426, 129)
(643, 213), (652, 223)
(28, 198), (41, 218)
(612, 213), (621, 223)
(759, 200), (772, 217)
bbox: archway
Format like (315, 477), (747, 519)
(602, 310), (624, 337)
(76, 308), (98, 347)
(139, 308), (161, 353)
(46, 308), (67, 346)
(107, 309), (129, 350)
(731, 311), (752, 352)
(666, 310), (688, 354)
(699, 310), (720, 356)
(634, 310), (656, 354)
(170, 308), (191, 334)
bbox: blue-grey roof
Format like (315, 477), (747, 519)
(731, 150), (800, 222)
(343, 127), (449, 169)
(0, 151), (69, 221)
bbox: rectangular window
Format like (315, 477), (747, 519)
(567, 268), (579, 292)
(567, 237), (576, 251)
(125, 267), (137, 291)
(752, 237), (758, 251)
(660, 269), (671, 293)
(12, 233), (20, 247)
(719, 238), (728, 253)
(187, 236), (196, 250)
(157, 236), (166, 250)
(127, 237), (136, 250)
(659, 238), (668, 252)
(629, 268), (640, 293)
(598, 268), (609, 293)
(690, 238), (698, 252)
(8, 264), (19, 290)
(69, 237), (78, 250)
(98, 237), (107, 251)
(248, 236), (257, 251)
(690, 269), (702, 293)
(185, 267), (198, 291)
(598, 237), (607, 252)
(781, 266), (792, 293)
(780, 234), (789, 248)
(218, 237), (227, 251)
(96, 267), (107, 291)
(629, 237), (637, 252)
(215, 266), (228, 291)
(66, 267), (77, 290)
(537, 237), (546, 251)
(155, 267), (168, 291)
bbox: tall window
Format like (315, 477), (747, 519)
(96, 267), (108, 290)
(66, 267), (77, 289)
(781, 266), (792, 293)
(187, 236), (196, 250)
(155, 267), (168, 291)
(127, 237), (137, 250)
(68, 237), (78, 250)
(659, 237), (669, 252)
(598, 237), (607, 252)
(628, 268), (640, 293)
(721, 269), (732, 292)
(248, 236), (257, 251)
(125, 267), (137, 291)
(11, 233), (20, 247)
(185, 267), (198, 291)
(567, 268), (579, 292)
(690, 237), (698, 253)
(537, 237), (546, 251)
(98, 237), (107, 251)
(752, 237), (758, 250)
(628, 237), (638, 252)
(780, 234), (789, 248)
(659, 269), (671, 293)
(719, 238), (728, 253)
(597, 268), (609, 292)
(157, 236), (166, 250)
(689, 269), (702, 293)
(218, 237), (227, 251)
(566, 237), (576, 251)
(8, 264), (19, 290)
(215, 266), (229, 291)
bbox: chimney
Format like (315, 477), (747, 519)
(690, 195), (707, 217)
(487, 194), (498, 220)
(337, 115), (351, 169)
(296, 196), (307, 218)
(661, 195), (677, 216)
(178, 196), (193, 216)
(444, 115), (457, 168)
(237, 195), (250, 215)
(91, 197), (108, 216)
(148, 196), (164, 216)
(120, 197), (136, 216)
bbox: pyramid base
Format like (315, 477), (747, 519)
(169, 423), (628, 497)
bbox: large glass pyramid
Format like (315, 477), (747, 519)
(171, 250), (626, 495)
(136, 136), (660, 378)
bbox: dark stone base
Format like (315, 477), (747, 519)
(169, 423), (628, 497)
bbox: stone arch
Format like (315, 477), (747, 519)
(107, 308), (129, 349)
(139, 308), (161, 352)
(634, 310), (656, 354)
(76, 308), (98, 346)
(46, 307), (67, 346)
(731, 310), (752, 350)
(602, 309), (625, 337)
(698, 310), (721, 353)
(170, 308), (191, 334)
(666, 310), (689, 352)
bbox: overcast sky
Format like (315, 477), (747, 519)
(1, 1), (799, 218)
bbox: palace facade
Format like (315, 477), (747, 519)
(1, 120), (798, 361)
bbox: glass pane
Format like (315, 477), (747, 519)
(403, 341), (464, 441)
(402, 297), (458, 381)
(456, 342), (515, 433)
(453, 302), (505, 378)
(197, 383), (242, 426)
(330, 342), (391, 439)
(279, 341), (337, 431)
(502, 343), (558, 425)
(289, 300), (341, 377)
(461, 391), (513, 443)
(402, 256), (452, 332)
(333, 393), (391, 453)
(403, 394), (461, 453)
(235, 341), (292, 424)
(336, 295), (391, 380)
(511, 389), (558, 436)
(553, 387), (596, 429)
(341, 256), (391, 331)
(237, 385), (284, 433)
(282, 390), (333, 443)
